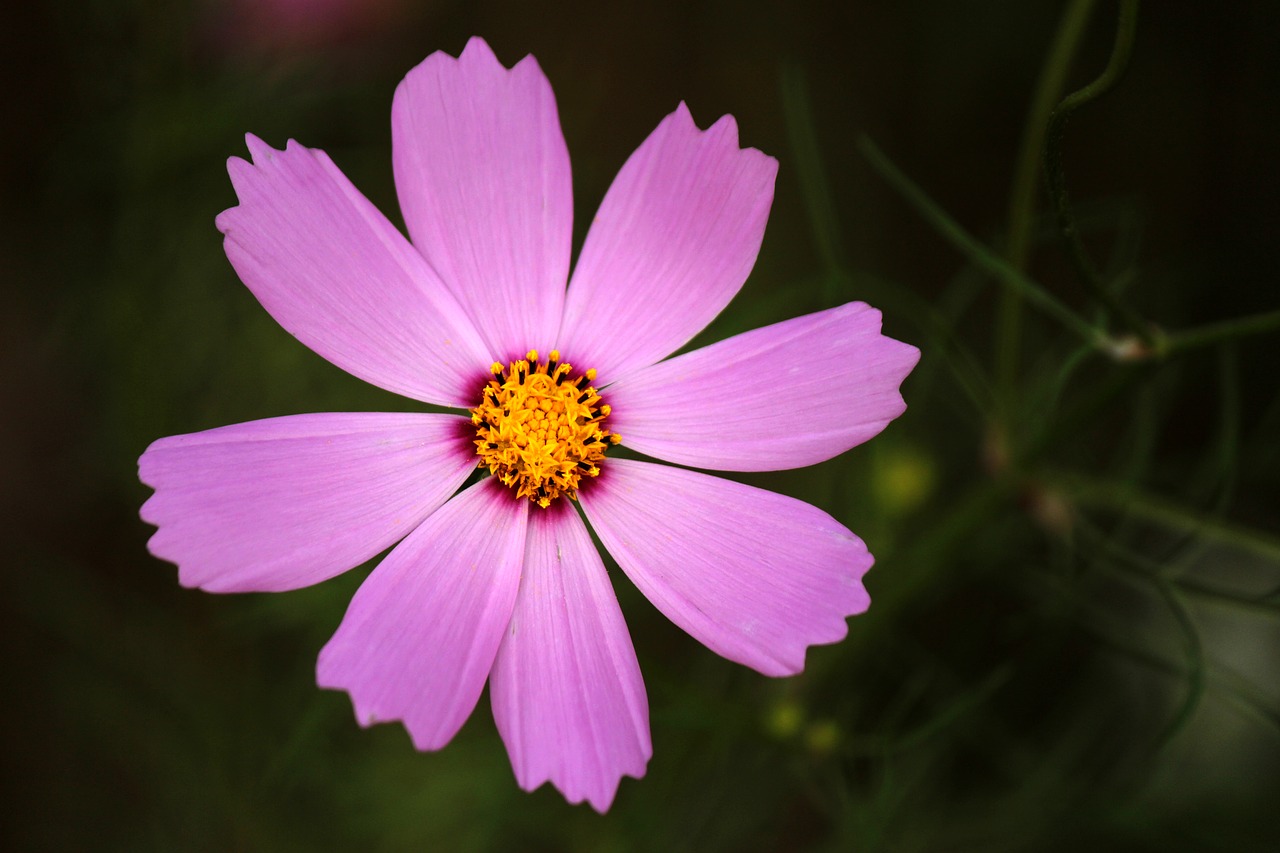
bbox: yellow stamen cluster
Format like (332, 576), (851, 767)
(471, 350), (620, 508)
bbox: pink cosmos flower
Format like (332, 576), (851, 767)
(138, 37), (919, 812)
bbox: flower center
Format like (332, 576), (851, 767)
(470, 349), (620, 508)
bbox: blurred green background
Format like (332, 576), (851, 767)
(4, 1), (1279, 850)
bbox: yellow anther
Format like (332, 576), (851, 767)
(470, 350), (618, 507)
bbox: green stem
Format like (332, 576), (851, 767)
(1044, 0), (1153, 345)
(1161, 309), (1280, 355)
(999, 0), (1099, 402)
(1049, 470), (1280, 562)
(1149, 576), (1206, 747)
(858, 135), (1100, 345)
(780, 65), (847, 302)
(1086, 622), (1280, 742)
(1020, 359), (1150, 466)
(1176, 577), (1280, 614)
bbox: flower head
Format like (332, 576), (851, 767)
(138, 37), (919, 812)
(471, 349), (618, 507)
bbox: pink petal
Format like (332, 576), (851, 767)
(139, 413), (476, 593)
(580, 459), (871, 677)
(316, 478), (528, 751)
(606, 302), (920, 471)
(490, 504), (651, 812)
(217, 135), (492, 407)
(556, 103), (777, 383)
(392, 37), (572, 358)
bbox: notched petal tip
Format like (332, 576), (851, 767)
(670, 99), (778, 171)
(512, 744), (651, 811)
(322, 683), (437, 750)
(459, 34), (499, 63)
(531, 768), (646, 814)
(217, 148), (263, 229)
(222, 136), (286, 219)
(510, 50), (548, 80)
(605, 299), (918, 472)
(213, 205), (236, 235)
(707, 111), (741, 146)
(244, 132), (276, 164)
(459, 36), (549, 80)
(212, 119), (492, 403)
(136, 436), (165, 486)
(396, 36), (545, 114)
(847, 300), (922, 374)
(139, 414), (480, 594)
(670, 99), (732, 140)
(224, 152), (250, 177)
(323, 666), (485, 755)
(490, 509), (651, 812)
(392, 29), (569, 362)
(401, 35), (506, 86)
(559, 94), (779, 379)
(510, 739), (649, 814)
(315, 480), (527, 755)
(226, 136), (322, 194)
(897, 338), (924, 371)
(137, 489), (160, 527)
(582, 460), (873, 677)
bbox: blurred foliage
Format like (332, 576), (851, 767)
(4, 0), (1279, 850)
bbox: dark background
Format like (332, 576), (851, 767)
(4, 1), (1278, 850)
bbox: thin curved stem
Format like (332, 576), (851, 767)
(858, 135), (1100, 346)
(1044, 0), (1154, 346)
(999, 0), (1099, 402)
